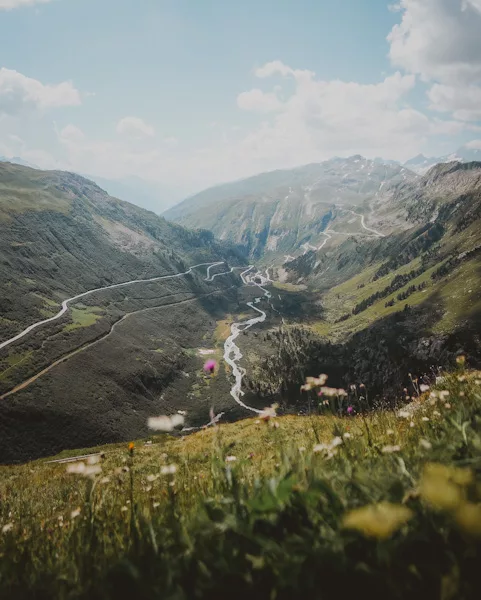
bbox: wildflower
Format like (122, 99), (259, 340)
(343, 432), (352, 439)
(204, 359), (217, 374)
(301, 374), (328, 391)
(120, 506), (128, 513)
(87, 455), (100, 465)
(419, 463), (472, 511)
(254, 419), (260, 424)
(299, 446), (306, 452)
(225, 455), (237, 462)
(347, 406), (354, 415)
(420, 439), (432, 450)
(318, 386), (347, 397)
(153, 502), (160, 508)
(386, 429), (395, 436)
(260, 404), (278, 421)
(313, 437), (343, 458)
(248, 452), (255, 459)
(455, 503), (481, 538)
(270, 421), (280, 429)
(456, 355), (466, 366)
(177, 410), (187, 416)
(439, 390), (450, 400)
(382, 445), (401, 454)
(100, 477), (110, 484)
(147, 474), (159, 482)
(422, 417), (430, 422)
(398, 410), (410, 419)
(129, 442), (135, 456)
(71, 508), (81, 520)
(160, 464), (177, 475)
(66, 462), (101, 478)
(445, 403), (451, 409)
(420, 384), (430, 393)
(343, 502), (413, 540)
(148, 414), (184, 432)
(433, 410), (441, 417)
(66, 462), (86, 475)
(2, 523), (13, 534)
(410, 421), (415, 428)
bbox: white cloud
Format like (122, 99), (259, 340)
(59, 124), (85, 142)
(466, 139), (481, 149)
(0, 0), (53, 9)
(428, 84), (481, 121)
(44, 60), (472, 192)
(0, 68), (81, 116)
(255, 60), (314, 83)
(388, 0), (481, 85)
(237, 89), (282, 113)
(116, 116), (155, 139)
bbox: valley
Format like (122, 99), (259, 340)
(2, 157), (481, 465)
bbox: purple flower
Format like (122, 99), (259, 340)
(347, 406), (354, 415)
(204, 360), (217, 374)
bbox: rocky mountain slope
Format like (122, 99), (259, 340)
(165, 156), (418, 259)
(402, 145), (481, 174)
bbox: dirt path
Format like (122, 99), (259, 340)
(0, 288), (233, 400)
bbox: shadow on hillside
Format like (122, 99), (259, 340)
(246, 287), (481, 410)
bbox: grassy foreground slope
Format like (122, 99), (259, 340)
(1, 368), (481, 599)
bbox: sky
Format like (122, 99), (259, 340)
(1, 0), (481, 197)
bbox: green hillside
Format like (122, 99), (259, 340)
(0, 163), (247, 462)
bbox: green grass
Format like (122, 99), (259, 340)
(308, 251), (481, 340)
(1, 369), (481, 598)
(63, 306), (104, 332)
(0, 351), (33, 382)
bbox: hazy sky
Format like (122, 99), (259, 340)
(1, 0), (481, 195)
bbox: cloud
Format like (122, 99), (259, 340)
(254, 60), (314, 83)
(0, 0), (53, 9)
(428, 84), (481, 121)
(237, 89), (283, 113)
(0, 68), (81, 116)
(59, 124), (85, 142)
(116, 116), (155, 138)
(44, 60), (472, 193)
(388, 0), (481, 85)
(230, 65), (431, 166)
(466, 139), (481, 149)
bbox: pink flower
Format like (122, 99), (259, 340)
(204, 360), (217, 374)
(347, 406), (354, 415)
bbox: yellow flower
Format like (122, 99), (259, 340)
(455, 502), (481, 538)
(343, 502), (413, 540)
(419, 463), (472, 512)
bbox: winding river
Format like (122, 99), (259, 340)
(222, 266), (273, 414)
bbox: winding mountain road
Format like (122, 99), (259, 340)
(0, 258), (277, 426)
(0, 262), (230, 353)
(0, 288), (235, 400)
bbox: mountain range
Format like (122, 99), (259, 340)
(1, 150), (481, 463)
